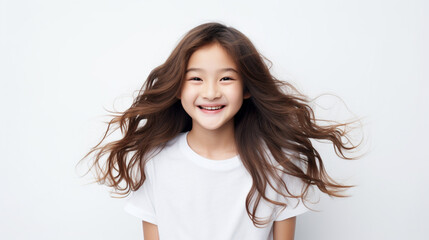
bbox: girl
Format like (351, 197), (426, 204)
(80, 22), (361, 240)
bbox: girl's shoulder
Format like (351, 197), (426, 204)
(145, 132), (186, 163)
(165, 132), (186, 148)
(262, 141), (304, 170)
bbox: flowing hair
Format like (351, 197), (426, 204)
(78, 22), (363, 227)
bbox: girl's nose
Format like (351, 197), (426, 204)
(201, 81), (221, 100)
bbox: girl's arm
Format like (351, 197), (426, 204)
(273, 216), (297, 240)
(142, 221), (159, 240)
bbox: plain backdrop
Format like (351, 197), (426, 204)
(1, 0), (428, 239)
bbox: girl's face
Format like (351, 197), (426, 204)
(179, 42), (250, 132)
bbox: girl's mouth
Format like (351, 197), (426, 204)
(198, 105), (225, 110)
(198, 105), (226, 113)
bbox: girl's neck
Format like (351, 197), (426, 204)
(187, 124), (237, 160)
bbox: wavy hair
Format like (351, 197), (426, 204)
(78, 22), (362, 227)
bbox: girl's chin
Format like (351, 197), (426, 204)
(192, 119), (235, 132)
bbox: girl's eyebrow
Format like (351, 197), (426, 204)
(185, 67), (238, 73)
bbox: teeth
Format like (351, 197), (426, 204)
(200, 106), (223, 110)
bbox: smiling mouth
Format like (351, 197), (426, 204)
(198, 105), (225, 110)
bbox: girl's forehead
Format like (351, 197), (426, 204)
(186, 43), (238, 71)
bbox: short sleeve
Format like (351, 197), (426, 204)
(273, 154), (319, 221)
(123, 160), (157, 225)
(274, 173), (315, 221)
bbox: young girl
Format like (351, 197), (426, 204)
(80, 22), (360, 240)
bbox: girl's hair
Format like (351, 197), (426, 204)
(78, 22), (362, 227)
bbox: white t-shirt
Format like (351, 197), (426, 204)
(124, 131), (314, 240)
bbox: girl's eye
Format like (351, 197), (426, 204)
(188, 77), (233, 81)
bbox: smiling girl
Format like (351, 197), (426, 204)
(180, 42), (250, 161)
(80, 22), (361, 240)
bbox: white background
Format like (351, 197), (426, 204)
(1, 0), (428, 239)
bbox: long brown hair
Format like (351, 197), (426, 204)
(78, 22), (362, 227)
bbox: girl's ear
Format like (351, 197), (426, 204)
(243, 90), (251, 99)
